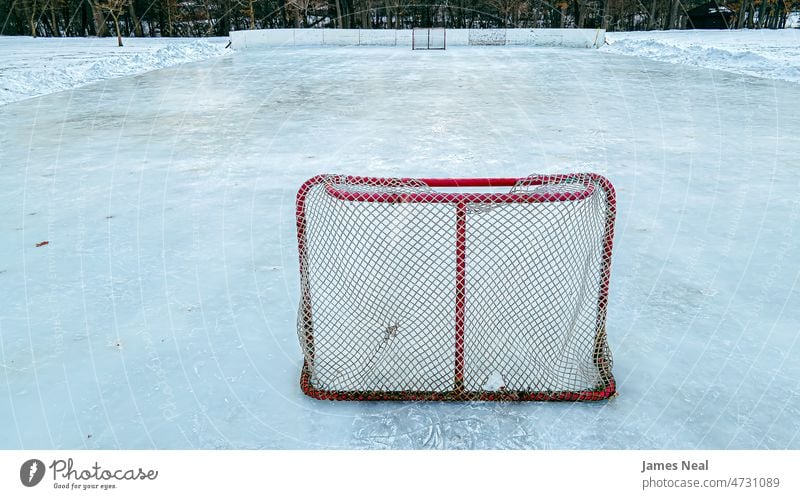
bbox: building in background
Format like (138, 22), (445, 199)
(687, 2), (736, 29)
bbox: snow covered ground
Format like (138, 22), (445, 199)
(603, 29), (800, 83)
(1, 33), (799, 450)
(0, 36), (231, 106)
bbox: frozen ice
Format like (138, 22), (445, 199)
(1, 34), (799, 449)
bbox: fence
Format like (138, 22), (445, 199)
(229, 28), (606, 49)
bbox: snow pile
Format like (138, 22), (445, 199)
(603, 30), (800, 83)
(0, 37), (232, 106)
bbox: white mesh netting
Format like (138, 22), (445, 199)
(296, 174), (616, 401)
(412, 28), (446, 50)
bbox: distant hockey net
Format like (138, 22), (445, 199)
(412, 27), (446, 50)
(296, 174), (617, 401)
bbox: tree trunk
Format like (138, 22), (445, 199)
(112, 13), (122, 46)
(81, 1), (90, 35)
(203, 0), (214, 34)
(167, 1), (174, 36)
(575, 0), (588, 28)
(129, 1), (143, 36)
(342, 0), (351, 28)
(667, 0), (680, 29)
(770, 6), (779, 28)
(43, 10), (59, 35)
(361, 0), (371, 28)
(248, 0), (255, 28)
(746, 1), (753, 27)
(737, 0), (747, 29)
(29, 0), (38, 37)
(756, 0), (766, 28)
(50, 1), (60, 36)
(648, 0), (657, 29)
(91, 3), (108, 36)
(334, 0), (342, 27)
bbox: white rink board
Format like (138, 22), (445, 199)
(294, 29), (324, 45)
(357, 29), (398, 46)
(323, 29), (359, 46)
(229, 28), (605, 49)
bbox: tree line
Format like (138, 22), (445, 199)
(1, 0), (797, 37)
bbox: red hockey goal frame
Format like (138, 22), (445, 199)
(296, 174), (617, 401)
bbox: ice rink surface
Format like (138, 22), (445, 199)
(1, 43), (799, 449)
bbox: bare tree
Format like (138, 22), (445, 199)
(24, 0), (40, 36)
(4, 0), (800, 36)
(235, 0), (258, 28)
(94, 0), (128, 46)
(286, 0), (312, 27)
(487, 0), (526, 27)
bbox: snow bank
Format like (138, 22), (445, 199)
(0, 37), (232, 106)
(603, 29), (800, 84)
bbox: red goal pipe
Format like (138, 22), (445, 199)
(324, 175), (596, 204)
(454, 201), (467, 393)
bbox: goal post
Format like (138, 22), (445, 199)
(296, 174), (617, 401)
(412, 27), (446, 50)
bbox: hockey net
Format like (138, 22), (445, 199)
(412, 27), (446, 50)
(296, 174), (617, 401)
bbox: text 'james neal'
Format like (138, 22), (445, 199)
(641, 460), (709, 473)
